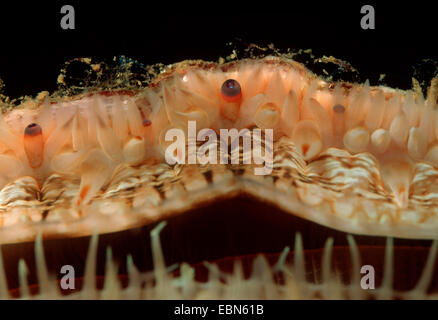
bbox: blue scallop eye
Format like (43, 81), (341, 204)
(221, 79), (241, 98)
(24, 123), (42, 136)
(333, 104), (345, 114)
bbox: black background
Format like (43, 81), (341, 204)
(0, 1), (436, 99)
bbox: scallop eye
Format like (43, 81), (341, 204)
(24, 123), (44, 169)
(333, 104), (345, 114)
(24, 123), (42, 136)
(221, 79), (241, 100)
(142, 119), (152, 127)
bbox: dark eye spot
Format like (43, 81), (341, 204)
(24, 123), (42, 136)
(142, 119), (152, 127)
(333, 104), (345, 114)
(221, 79), (241, 98)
